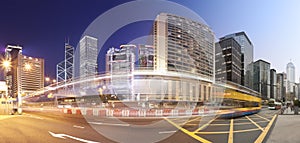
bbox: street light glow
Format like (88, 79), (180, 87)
(45, 77), (50, 82)
(2, 60), (11, 69)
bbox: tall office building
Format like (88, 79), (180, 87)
(153, 13), (215, 81)
(18, 55), (44, 96)
(79, 35), (98, 78)
(4, 45), (22, 98)
(4, 45), (44, 97)
(286, 62), (295, 93)
(270, 69), (277, 99)
(276, 73), (285, 101)
(56, 42), (74, 82)
(221, 32), (254, 89)
(215, 37), (242, 84)
(253, 59), (270, 100)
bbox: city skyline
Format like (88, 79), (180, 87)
(1, 0), (300, 80)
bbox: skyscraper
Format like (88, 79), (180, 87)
(79, 35), (98, 78)
(276, 73), (285, 101)
(253, 59), (270, 100)
(286, 61), (295, 93)
(270, 69), (277, 99)
(4, 45), (44, 97)
(221, 32), (254, 89)
(153, 13), (215, 81)
(5, 45), (22, 98)
(215, 37), (242, 84)
(56, 42), (74, 82)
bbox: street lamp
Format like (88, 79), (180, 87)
(2, 60), (11, 69)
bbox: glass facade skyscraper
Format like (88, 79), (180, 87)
(221, 32), (254, 89)
(253, 59), (270, 100)
(79, 35), (98, 78)
(286, 62), (295, 93)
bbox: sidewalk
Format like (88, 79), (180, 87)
(267, 114), (300, 143)
(281, 107), (299, 115)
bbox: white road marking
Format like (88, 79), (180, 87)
(48, 131), (99, 143)
(88, 122), (130, 127)
(73, 125), (85, 129)
(158, 130), (177, 134)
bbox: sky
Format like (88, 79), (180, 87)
(1, 0), (300, 81)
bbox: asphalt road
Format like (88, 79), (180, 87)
(0, 108), (278, 143)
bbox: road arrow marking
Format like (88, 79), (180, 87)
(48, 131), (99, 143)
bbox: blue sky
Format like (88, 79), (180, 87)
(1, 0), (300, 80)
(176, 0), (300, 80)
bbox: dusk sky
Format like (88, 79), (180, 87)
(1, 0), (300, 81)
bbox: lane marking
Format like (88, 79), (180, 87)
(195, 128), (260, 134)
(158, 130), (177, 134)
(246, 116), (264, 131)
(49, 131), (99, 143)
(73, 125), (85, 129)
(255, 114), (270, 121)
(88, 122), (130, 127)
(164, 118), (212, 143)
(193, 117), (217, 133)
(228, 119), (233, 143)
(254, 114), (277, 143)
(185, 117), (201, 124)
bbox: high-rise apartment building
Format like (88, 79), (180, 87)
(270, 69), (277, 99)
(221, 32), (254, 89)
(253, 59), (270, 100)
(79, 35), (98, 78)
(153, 13), (215, 81)
(215, 37), (242, 84)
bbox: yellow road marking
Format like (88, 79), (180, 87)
(196, 131), (229, 134)
(254, 114), (277, 143)
(194, 117), (217, 133)
(210, 120), (269, 126)
(234, 128), (260, 133)
(228, 119), (233, 143)
(255, 114), (270, 121)
(164, 118), (212, 143)
(195, 128), (260, 134)
(185, 116), (201, 124)
(246, 116), (264, 131)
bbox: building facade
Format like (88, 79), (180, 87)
(4, 45), (23, 98)
(18, 55), (44, 96)
(276, 73), (285, 101)
(79, 35), (98, 78)
(270, 69), (277, 99)
(221, 32), (254, 89)
(215, 37), (242, 85)
(4, 45), (44, 97)
(153, 13), (215, 81)
(253, 59), (270, 100)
